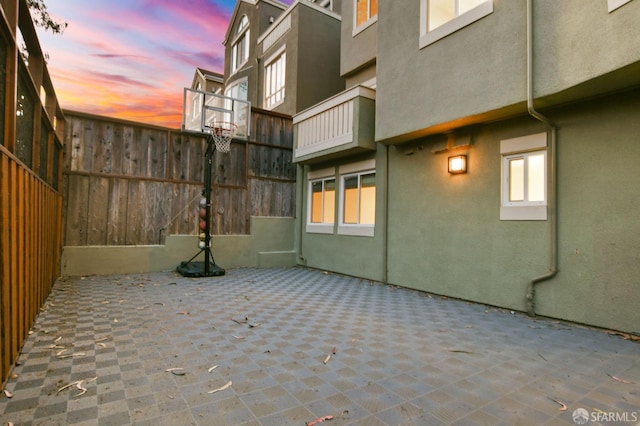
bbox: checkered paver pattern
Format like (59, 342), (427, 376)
(1, 267), (639, 425)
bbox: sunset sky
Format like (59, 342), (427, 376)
(35, 0), (292, 128)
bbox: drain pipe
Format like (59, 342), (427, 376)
(383, 143), (389, 283)
(525, 0), (558, 317)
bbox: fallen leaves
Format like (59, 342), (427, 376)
(547, 396), (567, 411)
(323, 347), (337, 364)
(57, 377), (97, 398)
(165, 368), (186, 376)
(58, 352), (86, 359)
(207, 380), (232, 394)
(306, 415), (334, 425)
(607, 374), (635, 384)
(607, 330), (640, 342)
(306, 410), (348, 425)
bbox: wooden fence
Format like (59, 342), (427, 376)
(1, 0), (65, 388)
(62, 108), (295, 246)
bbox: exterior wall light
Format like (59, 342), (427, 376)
(448, 155), (467, 174)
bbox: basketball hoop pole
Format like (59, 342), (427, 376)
(203, 134), (215, 275)
(176, 134), (225, 277)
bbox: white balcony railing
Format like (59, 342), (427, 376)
(293, 86), (376, 160)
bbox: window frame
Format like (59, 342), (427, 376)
(225, 78), (248, 101)
(500, 133), (548, 221)
(263, 47), (286, 110)
(608, 0), (633, 12)
(353, 0), (378, 36)
(231, 15), (250, 73)
(338, 160), (376, 237)
(306, 168), (336, 234)
(419, 0), (493, 48)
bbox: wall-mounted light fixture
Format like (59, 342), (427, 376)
(448, 155), (467, 174)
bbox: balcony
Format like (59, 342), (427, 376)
(293, 86), (376, 164)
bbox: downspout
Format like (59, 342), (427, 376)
(383, 143), (389, 283)
(525, 0), (558, 317)
(297, 164), (307, 266)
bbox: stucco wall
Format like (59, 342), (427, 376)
(534, 0), (640, 98)
(296, 6), (345, 113)
(340, 0), (377, 78)
(61, 216), (295, 276)
(385, 89), (640, 334)
(296, 149), (387, 282)
(375, 0), (527, 142)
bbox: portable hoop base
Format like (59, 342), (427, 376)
(176, 260), (225, 277)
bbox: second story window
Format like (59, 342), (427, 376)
(420, 0), (493, 48)
(264, 50), (286, 109)
(355, 0), (378, 28)
(232, 16), (250, 73)
(427, 0), (486, 31)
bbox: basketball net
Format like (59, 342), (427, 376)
(210, 122), (236, 153)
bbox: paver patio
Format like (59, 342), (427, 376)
(1, 267), (638, 425)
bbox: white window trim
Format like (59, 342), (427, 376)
(338, 160), (376, 237)
(264, 45), (286, 110)
(419, 0), (493, 49)
(225, 77), (248, 100)
(608, 0), (633, 12)
(353, 0), (378, 37)
(231, 16), (250, 74)
(306, 167), (335, 234)
(500, 133), (547, 221)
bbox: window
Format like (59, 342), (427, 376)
(420, 0), (493, 48)
(231, 16), (250, 73)
(307, 168), (336, 234)
(338, 160), (376, 236)
(311, 0), (333, 9)
(608, 0), (633, 12)
(225, 79), (248, 101)
(342, 173), (375, 224)
(505, 153), (545, 204)
(500, 133), (547, 221)
(354, 0), (378, 34)
(264, 49), (286, 109)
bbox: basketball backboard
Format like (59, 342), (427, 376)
(182, 88), (250, 140)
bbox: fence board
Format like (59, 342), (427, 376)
(1, 154), (10, 382)
(10, 161), (18, 361)
(107, 178), (129, 245)
(87, 176), (110, 245)
(125, 180), (141, 245)
(64, 175), (90, 246)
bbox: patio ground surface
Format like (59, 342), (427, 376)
(1, 267), (638, 425)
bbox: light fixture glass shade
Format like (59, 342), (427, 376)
(448, 155), (467, 174)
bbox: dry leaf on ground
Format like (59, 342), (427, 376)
(306, 415), (334, 425)
(547, 396), (567, 411)
(207, 380), (232, 394)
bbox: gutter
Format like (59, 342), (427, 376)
(525, 0), (558, 317)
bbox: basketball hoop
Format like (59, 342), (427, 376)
(209, 121), (237, 153)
